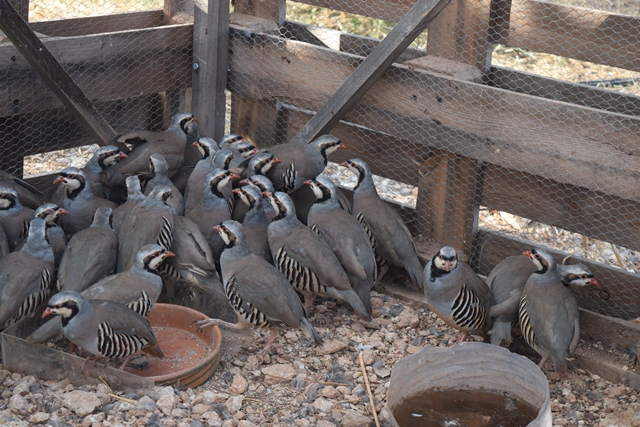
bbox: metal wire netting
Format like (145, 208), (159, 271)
(1, 0), (639, 343)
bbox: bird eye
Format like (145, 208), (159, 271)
(580, 274), (587, 279)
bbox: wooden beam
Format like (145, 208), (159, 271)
(0, 0), (119, 147)
(29, 11), (164, 37)
(192, 0), (229, 141)
(0, 25), (193, 118)
(332, 27), (640, 116)
(280, 103), (640, 254)
(289, 0), (450, 145)
(507, 0), (640, 72)
(227, 27), (640, 203)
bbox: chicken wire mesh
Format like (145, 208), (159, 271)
(0, 0), (639, 350)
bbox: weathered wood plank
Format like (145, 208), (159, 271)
(333, 26), (640, 116)
(297, 0), (639, 72)
(279, 103), (640, 253)
(474, 229), (640, 320)
(0, 0), (118, 146)
(227, 25), (640, 203)
(294, 0), (414, 23)
(234, 0), (285, 25)
(0, 25), (193, 117)
(289, 0), (451, 144)
(192, 0), (229, 141)
(490, 66), (640, 117)
(29, 11), (164, 37)
(507, 0), (640, 72)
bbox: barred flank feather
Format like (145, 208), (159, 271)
(127, 291), (152, 317)
(157, 216), (173, 251)
(450, 283), (486, 332)
(225, 275), (270, 328)
(273, 247), (325, 294)
(2, 269), (54, 329)
(97, 322), (149, 359)
(355, 212), (388, 268)
(282, 163), (296, 193)
(518, 295), (538, 353)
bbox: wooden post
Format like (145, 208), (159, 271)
(426, 0), (493, 74)
(417, 150), (482, 260)
(229, 0), (285, 147)
(192, 0), (229, 142)
(0, 0), (120, 147)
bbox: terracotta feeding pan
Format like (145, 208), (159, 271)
(126, 303), (222, 389)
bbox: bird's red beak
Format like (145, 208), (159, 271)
(339, 161), (349, 167)
(118, 152), (128, 159)
(263, 192), (272, 198)
(443, 261), (453, 272)
(53, 176), (65, 185)
(303, 180), (314, 186)
(338, 143), (348, 150)
(58, 208), (70, 215)
(229, 173), (241, 180)
(239, 179), (250, 185)
(232, 188), (241, 195)
(42, 308), (53, 318)
(590, 278), (600, 287)
(522, 251), (532, 257)
(213, 225), (221, 232)
(272, 158), (282, 164)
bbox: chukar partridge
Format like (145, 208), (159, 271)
(423, 246), (494, 344)
(184, 137), (219, 214)
(102, 112), (196, 187)
(265, 191), (372, 321)
(42, 291), (164, 370)
(0, 186), (35, 250)
(488, 252), (599, 346)
(143, 153), (185, 215)
(112, 175), (146, 233)
(0, 218), (55, 329)
(56, 206), (117, 293)
(233, 185), (272, 262)
(341, 158), (424, 290)
(266, 135), (346, 194)
(306, 176), (377, 315)
(0, 169), (45, 209)
(54, 167), (117, 236)
(194, 220), (322, 355)
(28, 244), (172, 344)
(518, 248), (580, 377)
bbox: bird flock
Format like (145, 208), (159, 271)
(0, 112), (600, 378)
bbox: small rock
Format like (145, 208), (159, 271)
(237, 421), (257, 427)
(406, 344), (422, 354)
(394, 307), (420, 329)
(62, 390), (101, 417)
(361, 350), (375, 366)
(157, 394), (178, 416)
(311, 397), (334, 413)
(316, 420), (336, 427)
(606, 385), (627, 398)
(194, 391), (229, 405)
(8, 394), (29, 414)
(261, 364), (296, 385)
(225, 395), (244, 414)
(137, 395), (157, 411)
(321, 386), (340, 399)
(28, 411), (50, 424)
(342, 410), (374, 427)
(316, 340), (347, 356)
(230, 374), (248, 394)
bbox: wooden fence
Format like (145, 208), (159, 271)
(1, 0), (640, 383)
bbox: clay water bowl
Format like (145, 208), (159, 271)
(387, 342), (551, 427)
(127, 303), (223, 389)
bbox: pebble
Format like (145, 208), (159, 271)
(0, 291), (636, 427)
